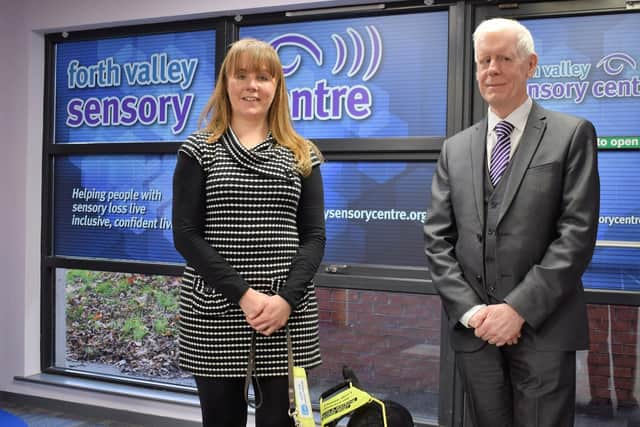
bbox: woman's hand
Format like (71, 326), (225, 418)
(246, 295), (292, 336)
(239, 288), (268, 320)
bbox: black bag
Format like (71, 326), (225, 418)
(322, 366), (414, 427)
(347, 399), (413, 427)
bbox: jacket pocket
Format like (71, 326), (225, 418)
(526, 161), (560, 174)
(190, 276), (231, 317)
(270, 278), (314, 313)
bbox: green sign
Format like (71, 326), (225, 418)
(597, 136), (640, 150)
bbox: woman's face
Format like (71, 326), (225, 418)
(226, 59), (277, 124)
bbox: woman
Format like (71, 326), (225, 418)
(172, 38), (325, 427)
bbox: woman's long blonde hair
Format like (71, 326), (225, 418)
(198, 38), (322, 176)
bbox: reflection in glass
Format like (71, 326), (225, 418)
(56, 270), (441, 422)
(576, 304), (640, 425)
(310, 288), (441, 424)
(56, 268), (194, 386)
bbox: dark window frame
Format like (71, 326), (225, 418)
(471, 0), (640, 307)
(41, 2), (640, 426)
(41, 16), (230, 382)
(439, 2), (640, 427)
(40, 4), (463, 412)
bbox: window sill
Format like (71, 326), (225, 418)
(13, 372), (199, 407)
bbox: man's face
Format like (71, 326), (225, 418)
(475, 30), (537, 118)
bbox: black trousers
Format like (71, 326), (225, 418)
(194, 376), (294, 427)
(456, 336), (576, 427)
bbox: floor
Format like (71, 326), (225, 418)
(575, 402), (640, 427)
(0, 395), (206, 427)
(0, 399), (143, 427)
(2, 394), (640, 426)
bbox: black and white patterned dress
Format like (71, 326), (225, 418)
(172, 129), (324, 378)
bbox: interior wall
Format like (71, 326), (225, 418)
(1, 0), (29, 387)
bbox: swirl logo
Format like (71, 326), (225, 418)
(270, 33), (323, 77)
(596, 52), (637, 76)
(331, 26), (383, 81)
(270, 26), (383, 81)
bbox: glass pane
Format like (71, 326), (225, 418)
(55, 268), (194, 387)
(53, 154), (180, 263)
(576, 304), (640, 425)
(310, 288), (441, 424)
(56, 269), (440, 422)
(322, 161), (435, 268)
(240, 11), (449, 138)
(54, 30), (216, 143)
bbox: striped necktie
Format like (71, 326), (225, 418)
(489, 120), (515, 186)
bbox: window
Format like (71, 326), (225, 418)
(472, 4), (640, 426)
(43, 22), (219, 391)
(238, 8), (453, 422)
(42, 4), (457, 425)
(55, 268), (192, 387)
(312, 289), (442, 425)
(517, 12), (640, 292)
(240, 11), (449, 139)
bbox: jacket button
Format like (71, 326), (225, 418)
(488, 285), (495, 292)
(488, 229), (494, 235)
(475, 275), (482, 283)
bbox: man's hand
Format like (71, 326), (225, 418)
(468, 307), (487, 329)
(471, 304), (524, 346)
(246, 295), (292, 336)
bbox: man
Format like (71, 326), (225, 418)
(424, 18), (599, 426)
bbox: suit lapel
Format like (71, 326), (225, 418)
(470, 118), (488, 226)
(498, 104), (548, 224)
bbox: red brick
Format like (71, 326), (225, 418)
(588, 353), (610, 364)
(611, 333), (637, 345)
(589, 366), (612, 377)
(318, 310), (332, 322)
(329, 288), (347, 301)
(588, 375), (610, 388)
(357, 292), (385, 305)
(614, 378), (635, 390)
(326, 299), (345, 312)
(330, 310), (347, 324)
(587, 305), (609, 318)
(613, 367), (633, 378)
(589, 342), (610, 353)
(612, 354), (637, 367)
(588, 330), (610, 343)
(374, 302), (405, 316)
(610, 344), (624, 353)
(611, 319), (635, 331)
(612, 307), (639, 321)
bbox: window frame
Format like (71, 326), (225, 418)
(41, 5), (463, 424)
(41, 17), (230, 383)
(42, 2), (640, 426)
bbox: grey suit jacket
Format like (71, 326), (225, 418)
(424, 102), (600, 352)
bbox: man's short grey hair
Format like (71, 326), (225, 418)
(473, 18), (536, 61)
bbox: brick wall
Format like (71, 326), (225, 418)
(312, 288), (441, 397)
(586, 304), (638, 407)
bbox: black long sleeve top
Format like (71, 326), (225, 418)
(172, 151), (326, 309)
